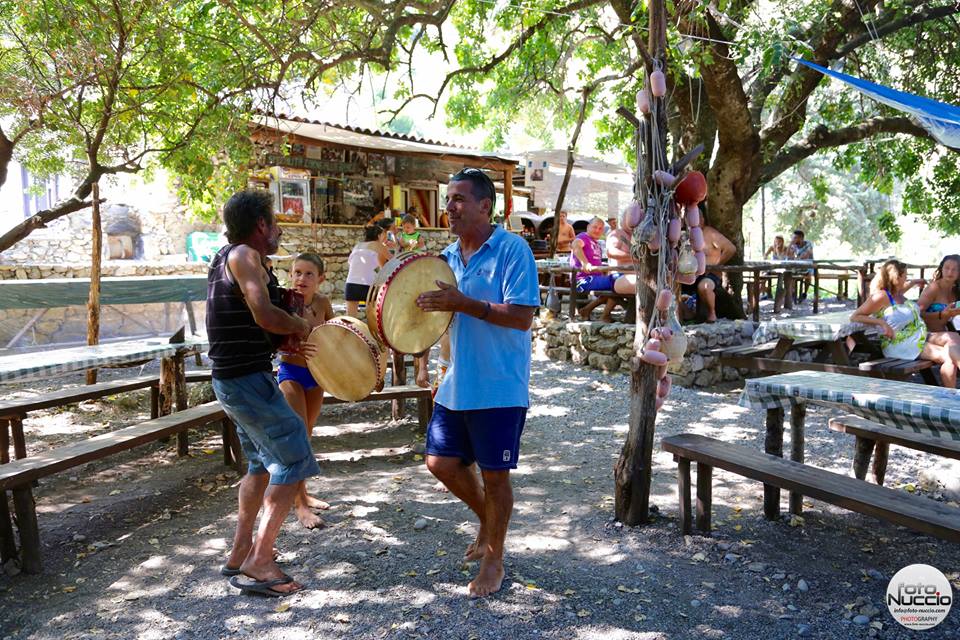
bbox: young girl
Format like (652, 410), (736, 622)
(919, 254), (960, 333)
(278, 253), (335, 529)
(851, 259), (960, 388)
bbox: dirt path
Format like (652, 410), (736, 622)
(1, 354), (958, 639)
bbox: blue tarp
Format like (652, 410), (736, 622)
(795, 58), (960, 150)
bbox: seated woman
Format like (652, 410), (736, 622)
(850, 259), (960, 388)
(919, 254), (960, 333)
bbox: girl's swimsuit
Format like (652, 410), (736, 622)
(277, 361), (319, 391)
(928, 303), (948, 313)
(876, 289), (927, 360)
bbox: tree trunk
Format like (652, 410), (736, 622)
(86, 183), (102, 385)
(548, 89), (591, 259)
(706, 146), (756, 313)
(0, 133), (13, 191)
(614, 0), (667, 527)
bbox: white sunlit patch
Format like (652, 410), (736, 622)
(527, 405), (569, 418)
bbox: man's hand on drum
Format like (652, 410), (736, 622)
(417, 280), (468, 313)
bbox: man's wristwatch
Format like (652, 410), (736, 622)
(478, 301), (491, 320)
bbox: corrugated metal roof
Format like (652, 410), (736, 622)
(252, 113), (519, 165)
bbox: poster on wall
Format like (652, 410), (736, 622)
(367, 153), (386, 175)
(343, 179), (375, 207)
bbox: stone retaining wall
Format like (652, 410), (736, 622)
(276, 224), (452, 298)
(535, 318), (758, 387)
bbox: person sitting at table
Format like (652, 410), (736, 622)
(851, 259), (960, 388)
(570, 217), (634, 320)
(787, 229), (814, 301)
(345, 224), (391, 317)
(556, 211), (576, 253)
(593, 220), (642, 322)
(764, 235), (789, 260)
(398, 214), (426, 252)
(919, 254), (960, 333)
(679, 224), (738, 323)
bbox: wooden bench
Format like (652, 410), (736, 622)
(0, 401), (233, 573)
(661, 433), (960, 543)
(829, 414), (960, 486)
(184, 371), (433, 430)
(0, 375), (163, 463)
(858, 357), (937, 384)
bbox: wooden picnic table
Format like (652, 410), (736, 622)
(536, 261), (626, 319)
(740, 370), (960, 517)
(722, 310), (936, 383)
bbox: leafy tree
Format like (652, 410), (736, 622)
(0, 0), (455, 251)
(381, 0), (960, 264)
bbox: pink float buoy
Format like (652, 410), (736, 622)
(684, 204), (700, 228)
(689, 226), (705, 252)
(640, 349), (668, 366)
(656, 375), (672, 399)
(650, 69), (666, 97)
(636, 87), (650, 115)
(655, 396), (665, 411)
(667, 217), (681, 244)
(621, 201), (643, 233)
(695, 251), (706, 275)
(677, 272), (697, 285)
(656, 289), (673, 311)
(654, 170), (675, 188)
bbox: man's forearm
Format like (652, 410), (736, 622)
(253, 306), (307, 336)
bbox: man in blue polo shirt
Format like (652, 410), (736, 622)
(416, 168), (540, 598)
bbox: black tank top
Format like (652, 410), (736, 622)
(206, 244), (282, 379)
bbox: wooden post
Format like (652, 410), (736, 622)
(12, 487), (41, 573)
(503, 165), (513, 224)
(86, 183), (102, 385)
(159, 357), (175, 417)
(613, 0), (667, 526)
(0, 492), (16, 564)
(872, 442), (890, 486)
(763, 406), (785, 520)
(677, 458), (691, 535)
(812, 268), (820, 314)
(391, 352), (407, 420)
(174, 354), (189, 456)
(695, 462), (713, 533)
(852, 436), (876, 481)
(788, 403), (806, 515)
(752, 268), (761, 323)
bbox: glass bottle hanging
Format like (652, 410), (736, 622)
(661, 299), (688, 364)
(677, 233), (697, 275)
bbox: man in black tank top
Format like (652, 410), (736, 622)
(206, 190), (316, 597)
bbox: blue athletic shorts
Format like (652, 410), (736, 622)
(212, 371), (320, 485)
(425, 403), (526, 470)
(576, 274), (617, 292)
(277, 361), (319, 391)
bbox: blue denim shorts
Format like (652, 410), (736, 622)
(212, 371), (320, 485)
(425, 403), (526, 470)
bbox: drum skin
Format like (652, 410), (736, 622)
(305, 317), (385, 401)
(367, 252), (456, 354)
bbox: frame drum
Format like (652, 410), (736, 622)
(304, 317), (386, 401)
(367, 252), (456, 354)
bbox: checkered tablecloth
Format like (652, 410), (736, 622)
(0, 337), (207, 383)
(752, 310), (878, 345)
(740, 370), (960, 441)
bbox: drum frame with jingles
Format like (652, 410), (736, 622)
(366, 251), (456, 355)
(304, 316), (387, 402)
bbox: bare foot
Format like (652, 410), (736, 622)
(305, 495), (330, 511)
(464, 529), (487, 561)
(295, 505), (327, 529)
(224, 539), (251, 571)
(432, 481), (449, 493)
(468, 556), (505, 598)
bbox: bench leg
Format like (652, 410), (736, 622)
(0, 490), (17, 564)
(695, 462), (712, 533)
(228, 420), (243, 474)
(872, 442), (890, 486)
(852, 436), (876, 481)
(678, 458), (692, 535)
(12, 486), (41, 574)
(174, 356), (189, 457)
(763, 407), (785, 520)
(417, 394), (433, 431)
(150, 384), (159, 420)
(0, 419), (9, 464)
(920, 367), (938, 386)
(391, 352), (407, 420)
(10, 416), (26, 460)
(789, 403), (806, 516)
(221, 418), (234, 468)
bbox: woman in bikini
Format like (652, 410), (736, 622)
(851, 259), (960, 388)
(919, 254), (960, 333)
(277, 253), (335, 528)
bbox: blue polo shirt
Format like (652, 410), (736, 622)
(436, 226), (540, 410)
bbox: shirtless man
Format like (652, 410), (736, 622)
(680, 226), (736, 323)
(555, 211), (576, 253)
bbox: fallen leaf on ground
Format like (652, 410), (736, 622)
(275, 602), (291, 613)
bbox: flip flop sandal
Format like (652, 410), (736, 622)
(220, 565), (242, 577)
(229, 574), (300, 598)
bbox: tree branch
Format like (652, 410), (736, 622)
(836, 2), (960, 58)
(760, 115), (939, 184)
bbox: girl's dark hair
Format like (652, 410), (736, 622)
(295, 252), (324, 273)
(223, 190), (274, 243)
(934, 254), (960, 301)
(364, 225), (384, 241)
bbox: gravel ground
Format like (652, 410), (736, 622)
(1, 347), (959, 640)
